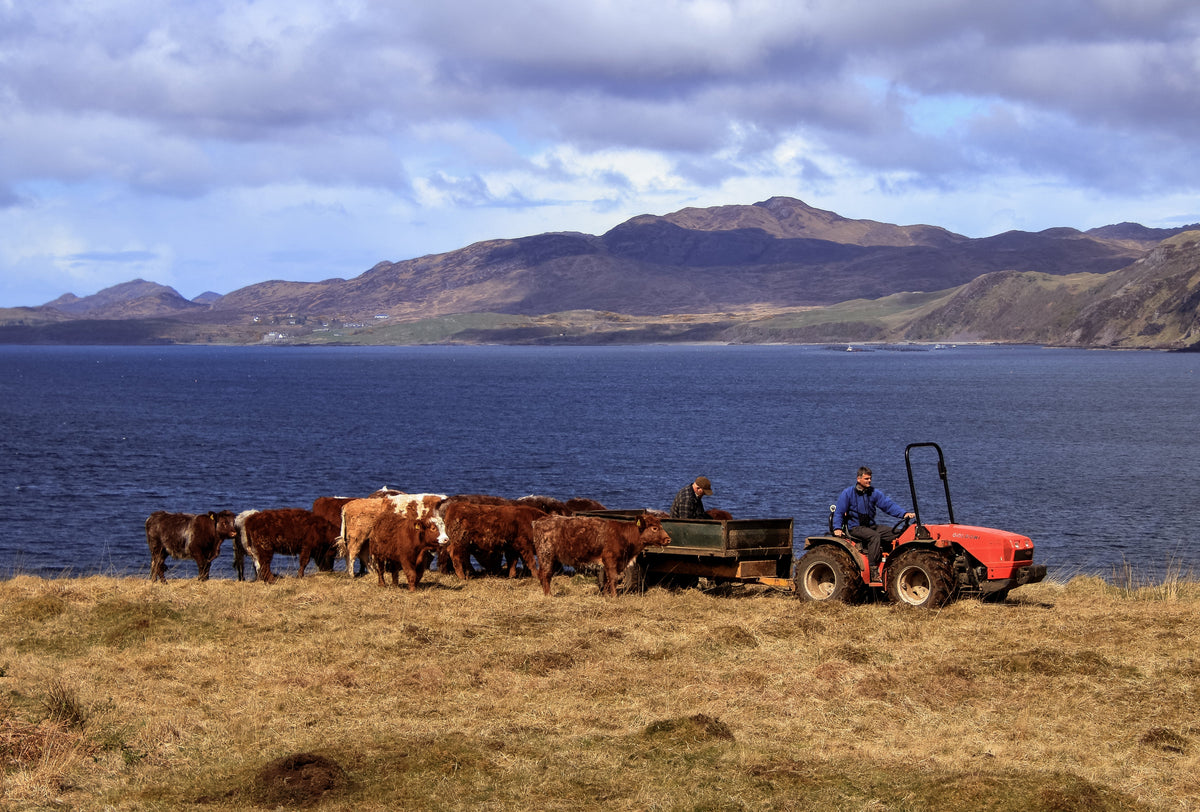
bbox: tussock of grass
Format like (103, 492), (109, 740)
(1, 571), (1198, 810)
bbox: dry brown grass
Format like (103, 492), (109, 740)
(2, 571), (1199, 811)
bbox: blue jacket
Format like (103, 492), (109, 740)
(834, 485), (907, 531)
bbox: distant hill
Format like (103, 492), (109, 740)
(901, 229), (1200, 349)
(208, 197), (1165, 319)
(3, 197), (1199, 348)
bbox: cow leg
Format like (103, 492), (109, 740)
(150, 549), (166, 582)
(601, 561), (620, 597)
(297, 552), (310, 578)
(450, 547), (470, 580)
(375, 557), (387, 587)
(401, 557), (420, 592)
(536, 558), (554, 595)
(259, 553), (276, 584)
(512, 542), (539, 580)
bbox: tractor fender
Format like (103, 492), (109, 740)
(802, 535), (867, 571)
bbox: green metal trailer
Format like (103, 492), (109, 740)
(579, 511), (795, 593)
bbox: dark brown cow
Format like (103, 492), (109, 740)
(242, 508), (339, 584)
(442, 502), (547, 580)
(515, 495), (572, 515)
(369, 503), (444, 590)
(706, 508), (733, 521)
(532, 513), (672, 596)
(564, 497), (608, 513)
(146, 510), (238, 582)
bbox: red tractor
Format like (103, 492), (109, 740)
(795, 442), (1047, 607)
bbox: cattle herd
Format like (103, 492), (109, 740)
(143, 489), (676, 596)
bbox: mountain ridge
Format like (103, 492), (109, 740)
(3, 197), (1199, 348)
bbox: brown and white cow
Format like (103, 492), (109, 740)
(369, 503), (445, 590)
(231, 509), (259, 581)
(337, 493), (448, 576)
(442, 501), (547, 580)
(241, 508), (339, 584)
(532, 512), (672, 597)
(146, 510), (238, 582)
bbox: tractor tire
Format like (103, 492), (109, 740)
(886, 549), (956, 608)
(795, 546), (864, 604)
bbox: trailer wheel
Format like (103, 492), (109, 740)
(886, 550), (955, 608)
(795, 546), (863, 604)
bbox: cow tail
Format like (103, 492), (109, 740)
(334, 513), (348, 558)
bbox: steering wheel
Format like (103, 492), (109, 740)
(891, 516), (911, 534)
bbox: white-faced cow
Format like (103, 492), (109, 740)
(241, 508), (339, 584)
(337, 493), (448, 576)
(146, 510), (238, 582)
(369, 503), (446, 590)
(532, 512), (672, 597)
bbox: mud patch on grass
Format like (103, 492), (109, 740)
(251, 752), (347, 808)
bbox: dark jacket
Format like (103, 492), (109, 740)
(670, 485), (706, 519)
(833, 485), (906, 531)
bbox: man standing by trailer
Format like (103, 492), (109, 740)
(670, 476), (713, 519)
(833, 466), (915, 581)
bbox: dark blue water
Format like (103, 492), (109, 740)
(2, 344), (1198, 581)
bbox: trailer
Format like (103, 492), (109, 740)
(579, 510), (795, 594)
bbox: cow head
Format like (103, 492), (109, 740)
(210, 510), (239, 540)
(636, 514), (672, 547)
(413, 518), (443, 552)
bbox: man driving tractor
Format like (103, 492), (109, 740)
(832, 466), (915, 582)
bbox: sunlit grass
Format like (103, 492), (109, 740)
(1, 570), (1197, 810)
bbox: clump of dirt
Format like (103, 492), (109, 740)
(252, 752), (347, 808)
(643, 714), (735, 743)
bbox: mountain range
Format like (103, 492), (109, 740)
(2, 196), (1198, 349)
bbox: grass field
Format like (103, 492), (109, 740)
(2, 570), (1197, 811)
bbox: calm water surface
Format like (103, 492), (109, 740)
(2, 344), (1197, 581)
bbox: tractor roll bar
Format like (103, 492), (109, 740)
(905, 442), (956, 527)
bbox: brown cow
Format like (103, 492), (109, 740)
(442, 501), (547, 580)
(532, 513), (672, 596)
(311, 495), (355, 527)
(337, 493), (447, 576)
(369, 503), (444, 590)
(515, 494), (572, 515)
(146, 510), (238, 582)
(564, 497), (608, 513)
(242, 508), (339, 584)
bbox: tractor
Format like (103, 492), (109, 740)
(794, 442), (1047, 607)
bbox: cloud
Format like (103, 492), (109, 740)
(1, 0), (1198, 305)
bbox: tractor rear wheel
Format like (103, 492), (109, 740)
(795, 546), (864, 604)
(886, 549), (955, 608)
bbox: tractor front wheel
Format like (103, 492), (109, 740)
(886, 549), (955, 608)
(795, 546), (864, 604)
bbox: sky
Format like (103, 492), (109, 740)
(2, 1), (1199, 307)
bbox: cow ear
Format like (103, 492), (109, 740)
(415, 521), (422, 530)
(208, 511), (216, 522)
(636, 516), (645, 531)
